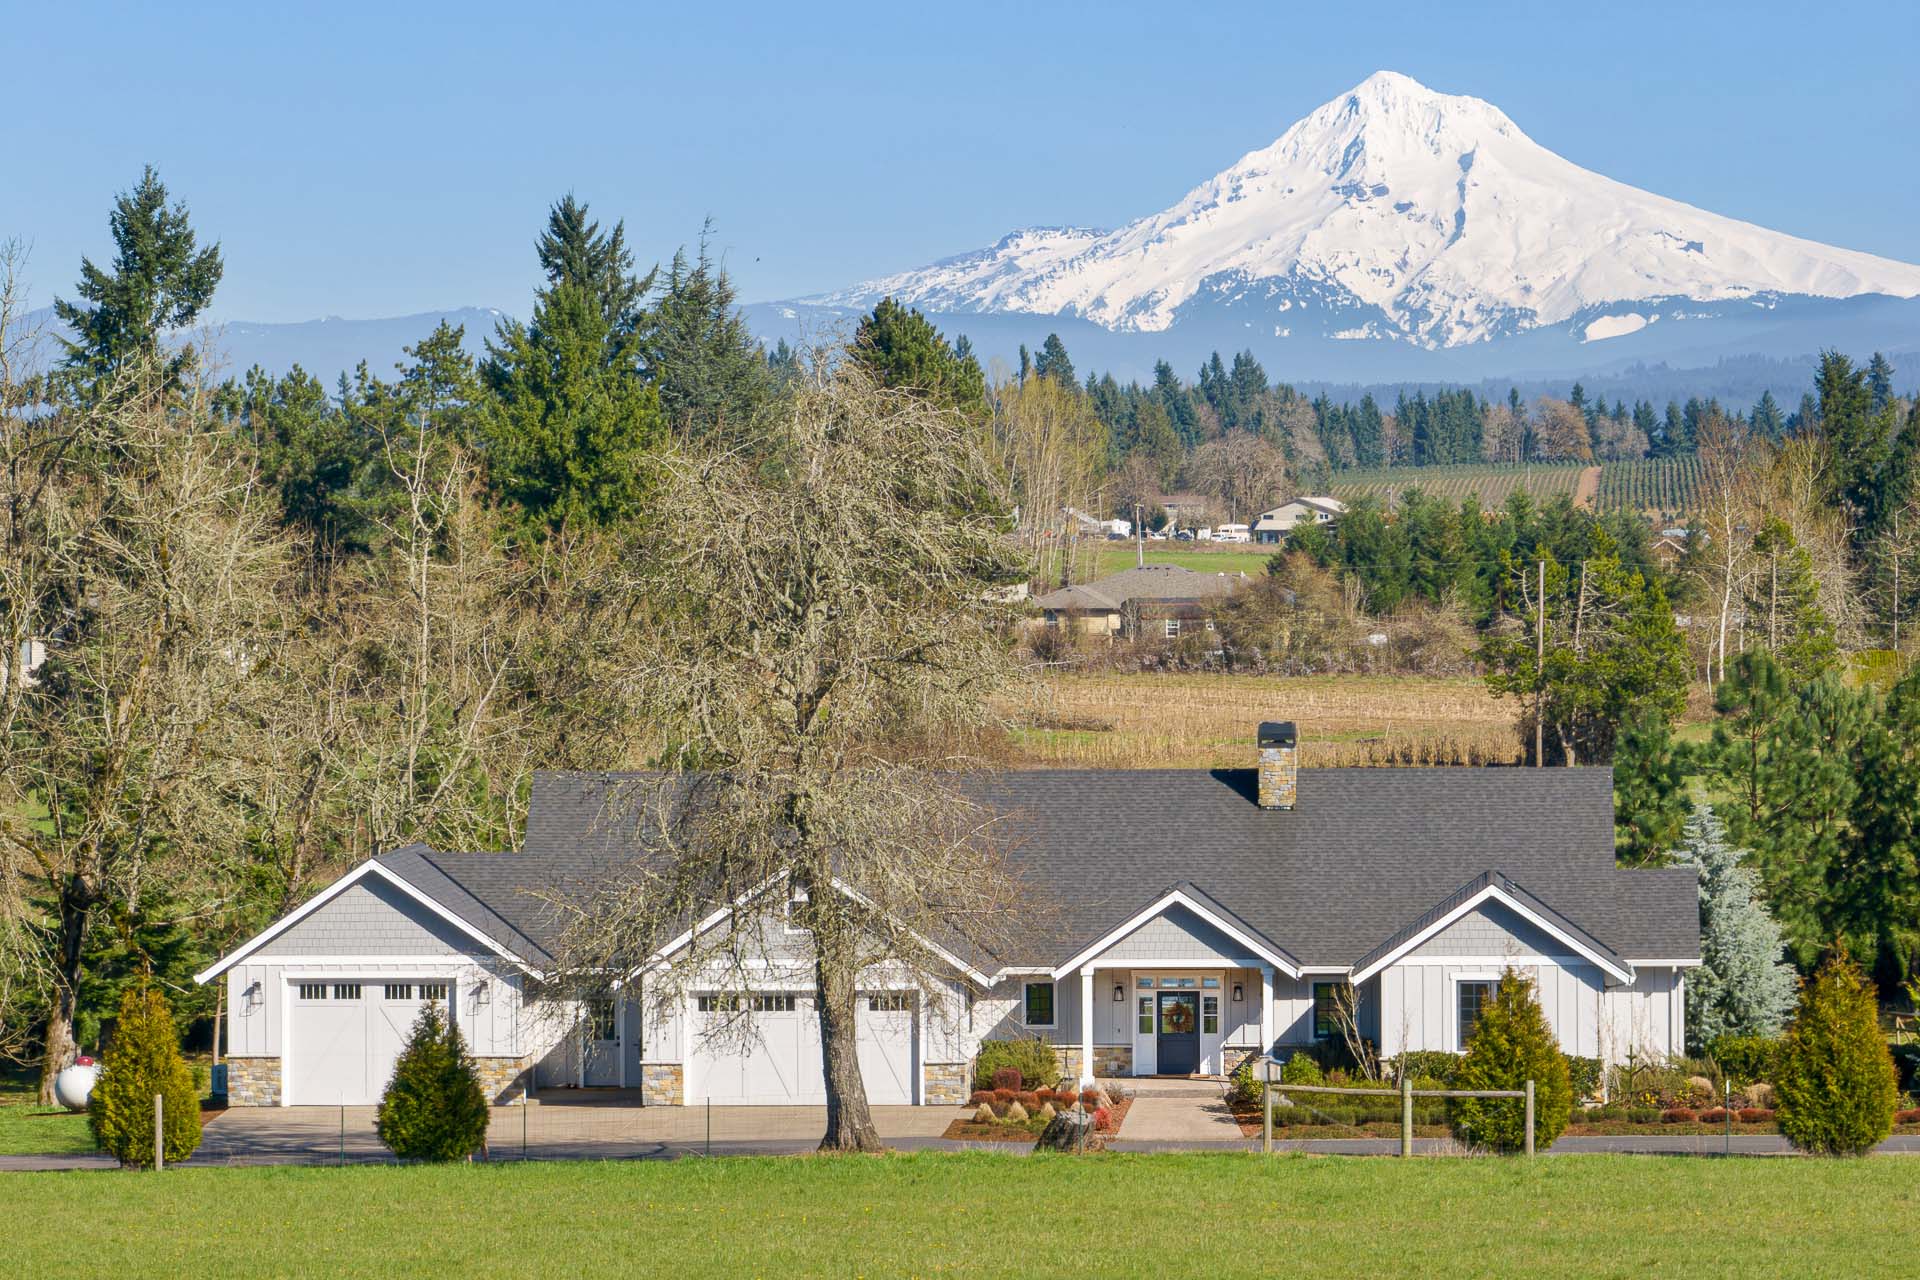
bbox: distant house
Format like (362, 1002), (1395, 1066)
(1034, 565), (1244, 639)
(1214, 522), (1252, 544)
(1254, 496), (1347, 544)
(1064, 506), (1132, 539)
(1157, 492), (1214, 529)
(1651, 528), (1691, 568)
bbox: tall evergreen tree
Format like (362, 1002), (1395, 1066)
(1751, 389), (1784, 438)
(851, 298), (986, 419)
(55, 166), (224, 393)
(637, 232), (772, 440)
(1034, 333), (1076, 387)
(1613, 710), (1690, 865)
(534, 194), (653, 332)
(1671, 803), (1796, 1050)
(1816, 350), (1880, 529)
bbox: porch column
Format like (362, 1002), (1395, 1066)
(1078, 966), (1096, 1086)
(1259, 966), (1274, 1060)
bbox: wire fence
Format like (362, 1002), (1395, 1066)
(1257, 1060), (1536, 1156)
(190, 1093), (865, 1166)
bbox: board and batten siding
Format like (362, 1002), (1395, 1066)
(225, 957), (534, 1061)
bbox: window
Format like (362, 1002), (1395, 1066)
(867, 992), (911, 1012)
(1136, 978), (1154, 990)
(697, 994), (741, 1013)
(1159, 977), (1196, 989)
(1200, 977), (1220, 989)
(332, 984), (361, 1000)
(1023, 981), (1055, 1028)
(1312, 982), (1342, 1041)
(1458, 981), (1495, 1047)
(587, 999), (618, 1041)
(1137, 996), (1153, 1035)
(1164, 619), (1181, 638)
(383, 984), (413, 1001)
(420, 982), (448, 1002)
(1201, 994), (1219, 1035)
(297, 983), (328, 1000)
(784, 888), (809, 934)
(751, 994), (796, 1012)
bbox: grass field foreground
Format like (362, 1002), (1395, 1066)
(0, 1069), (95, 1156)
(11, 1152), (1920, 1278)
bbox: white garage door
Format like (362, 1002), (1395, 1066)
(288, 981), (448, 1105)
(688, 992), (916, 1105)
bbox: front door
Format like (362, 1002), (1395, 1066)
(1157, 992), (1200, 1075)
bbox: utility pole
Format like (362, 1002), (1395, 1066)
(1535, 558), (1546, 769)
(1135, 502), (1145, 570)
(1768, 547), (1778, 655)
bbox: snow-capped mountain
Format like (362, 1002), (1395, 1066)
(800, 71), (1920, 354)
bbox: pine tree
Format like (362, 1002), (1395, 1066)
(1746, 517), (1837, 679)
(534, 193), (653, 332)
(1867, 352), (1896, 416)
(1751, 389), (1784, 438)
(480, 279), (664, 530)
(1774, 950), (1898, 1155)
(87, 985), (202, 1168)
(1448, 971), (1572, 1151)
(1671, 803), (1796, 1049)
(637, 230), (772, 441)
(1613, 710), (1689, 865)
(1817, 350), (1880, 529)
(1034, 333), (1076, 387)
(55, 166), (224, 394)
(850, 298), (987, 419)
(375, 1002), (490, 1162)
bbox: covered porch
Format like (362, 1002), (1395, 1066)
(1053, 884), (1298, 1086)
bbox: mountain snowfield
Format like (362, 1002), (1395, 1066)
(804, 71), (1920, 351)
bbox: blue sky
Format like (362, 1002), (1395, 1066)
(6, 0), (1917, 321)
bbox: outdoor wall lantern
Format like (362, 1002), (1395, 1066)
(1112, 983), (1125, 1003)
(473, 980), (492, 1006)
(243, 980), (263, 1012)
(1232, 983), (1244, 1001)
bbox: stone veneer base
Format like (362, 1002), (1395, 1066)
(641, 1063), (684, 1106)
(924, 1063), (969, 1105)
(226, 1057), (282, 1107)
(473, 1056), (532, 1103)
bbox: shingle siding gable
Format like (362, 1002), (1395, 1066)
(257, 878), (474, 957)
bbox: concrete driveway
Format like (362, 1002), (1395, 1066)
(186, 1093), (955, 1165)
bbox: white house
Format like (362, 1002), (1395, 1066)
(1254, 496), (1347, 543)
(197, 725), (1698, 1108)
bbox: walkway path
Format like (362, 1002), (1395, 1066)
(1110, 1077), (1245, 1144)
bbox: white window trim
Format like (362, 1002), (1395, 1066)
(1022, 980), (1057, 1029)
(1450, 972), (1501, 1053)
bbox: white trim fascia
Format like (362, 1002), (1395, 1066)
(988, 966), (1055, 981)
(1296, 965), (1354, 975)
(218, 955), (510, 968)
(633, 871), (992, 988)
(194, 861), (533, 985)
(1627, 959), (1704, 968)
(1049, 889), (1301, 980)
(1349, 884), (1634, 986)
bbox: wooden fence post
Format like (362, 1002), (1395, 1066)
(1524, 1080), (1535, 1157)
(154, 1093), (164, 1172)
(1261, 1058), (1272, 1156)
(1400, 1072), (1413, 1157)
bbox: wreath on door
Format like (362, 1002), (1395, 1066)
(1161, 1000), (1196, 1034)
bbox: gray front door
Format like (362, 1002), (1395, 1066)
(1157, 992), (1200, 1075)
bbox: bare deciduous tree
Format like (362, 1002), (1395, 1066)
(546, 365), (1040, 1152)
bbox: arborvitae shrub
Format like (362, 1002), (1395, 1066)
(1774, 952), (1897, 1155)
(375, 1002), (489, 1162)
(1449, 970), (1572, 1151)
(88, 985), (202, 1168)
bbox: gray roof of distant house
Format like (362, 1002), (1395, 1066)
(395, 765), (1696, 973)
(1034, 565), (1245, 612)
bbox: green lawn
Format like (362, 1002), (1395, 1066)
(10, 1153), (1920, 1277)
(1094, 546), (1273, 578)
(0, 1067), (94, 1156)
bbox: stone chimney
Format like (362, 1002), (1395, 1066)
(1257, 721), (1298, 810)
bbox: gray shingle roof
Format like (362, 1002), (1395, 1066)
(416, 765), (1696, 972)
(1034, 565), (1244, 611)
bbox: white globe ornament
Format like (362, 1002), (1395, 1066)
(53, 1057), (98, 1112)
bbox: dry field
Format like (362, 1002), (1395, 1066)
(999, 673), (1521, 769)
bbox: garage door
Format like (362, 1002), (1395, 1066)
(687, 992), (916, 1105)
(288, 981), (449, 1105)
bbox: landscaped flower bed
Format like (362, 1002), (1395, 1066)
(941, 1087), (1131, 1143)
